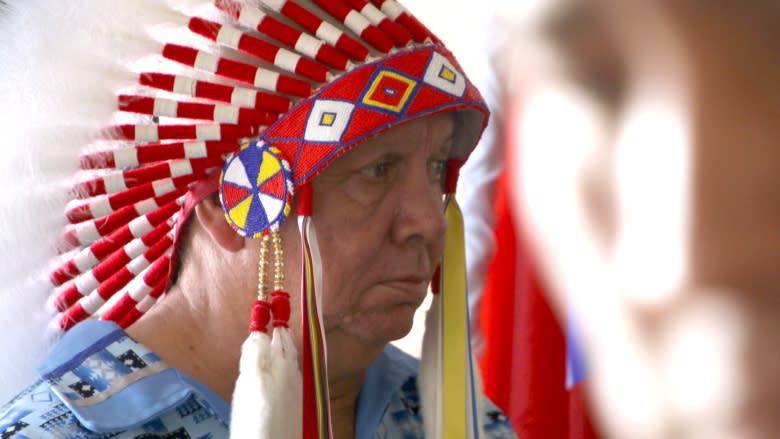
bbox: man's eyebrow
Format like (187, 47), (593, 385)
(438, 132), (455, 151)
(439, 131), (457, 153)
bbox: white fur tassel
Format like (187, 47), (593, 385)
(230, 330), (274, 439)
(420, 292), (443, 439)
(230, 327), (302, 439)
(270, 327), (302, 439)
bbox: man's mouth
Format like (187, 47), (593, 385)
(381, 276), (430, 301)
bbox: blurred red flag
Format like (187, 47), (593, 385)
(477, 101), (600, 439)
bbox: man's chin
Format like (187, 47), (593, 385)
(349, 305), (418, 344)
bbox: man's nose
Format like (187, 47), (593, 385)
(390, 164), (446, 245)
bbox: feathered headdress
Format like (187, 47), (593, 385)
(0, 0), (488, 437)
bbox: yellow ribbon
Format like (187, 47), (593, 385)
(442, 197), (470, 438)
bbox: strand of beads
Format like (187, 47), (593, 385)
(271, 231), (290, 328)
(249, 234), (272, 333)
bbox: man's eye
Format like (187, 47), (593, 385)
(430, 159), (447, 181)
(359, 161), (393, 179)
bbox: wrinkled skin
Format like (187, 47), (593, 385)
(312, 114), (453, 350)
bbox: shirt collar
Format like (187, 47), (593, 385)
(37, 320), (230, 433)
(38, 321), (417, 435)
(355, 344), (419, 438)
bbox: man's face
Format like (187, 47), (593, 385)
(516, 0), (780, 436)
(310, 114), (453, 347)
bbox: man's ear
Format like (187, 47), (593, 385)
(194, 194), (245, 253)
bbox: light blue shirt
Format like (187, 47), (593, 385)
(0, 320), (516, 438)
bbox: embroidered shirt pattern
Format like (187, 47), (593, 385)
(0, 322), (516, 438)
(371, 377), (517, 439)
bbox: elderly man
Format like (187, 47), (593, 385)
(0, 0), (516, 438)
